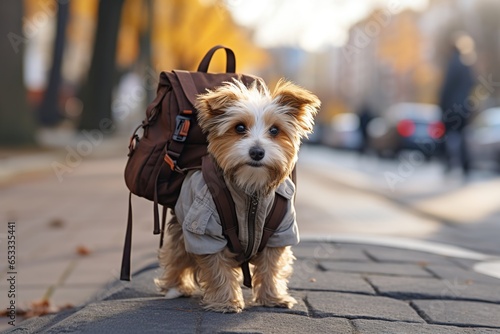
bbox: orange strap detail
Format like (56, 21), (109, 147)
(164, 154), (176, 170)
(179, 119), (190, 137)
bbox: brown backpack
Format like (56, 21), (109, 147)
(121, 46), (288, 285)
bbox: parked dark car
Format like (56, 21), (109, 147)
(366, 103), (444, 158)
(465, 107), (500, 171)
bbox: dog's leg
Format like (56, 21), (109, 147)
(251, 246), (297, 308)
(155, 216), (196, 298)
(195, 249), (244, 313)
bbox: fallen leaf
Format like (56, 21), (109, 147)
(0, 300), (75, 319)
(76, 245), (91, 256)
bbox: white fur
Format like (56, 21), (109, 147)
(164, 287), (183, 299)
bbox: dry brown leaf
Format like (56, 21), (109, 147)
(0, 300), (74, 319)
(76, 245), (91, 256)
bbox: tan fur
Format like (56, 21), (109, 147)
(157, 78), (319, 313)
(194, 248), (244, 313)
(251, 246), (297, 308)
(155, 216), (197, 297)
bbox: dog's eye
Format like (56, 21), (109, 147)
(269, 126), (279, 136)
(235, 124), (246, 134)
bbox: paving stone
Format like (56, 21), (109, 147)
(200, 312), (354, 334)
(319, 261), (432, 277)
(41, 298), (202, 334)
(363, 246), (457, 265)
(93, 264), (163, 302)
(368, 276), (500, 303)
(292, 243), (370, 262)
(1, 308), (77, 334)
(245, 291), (309, 316)
(353, 319), (500, 334)
(426, 264), (500, 285)
(290, 264), (374, 294)
(412, 300), (500, 328)
(95, 265), (308, 314)
(306, 291), (424, 323)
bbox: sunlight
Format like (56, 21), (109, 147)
(228, 0), (430, 51)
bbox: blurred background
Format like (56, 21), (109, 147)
(1, 0), (500, 320)
(2, 0), (500, 166)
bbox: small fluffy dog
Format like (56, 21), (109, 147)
(155, 78), (320, 313)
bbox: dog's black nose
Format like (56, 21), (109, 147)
(249, 146), (265, 161)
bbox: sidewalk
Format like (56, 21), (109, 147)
(298, 145), (500, 255)
(1, 141), (500, 332)
(4, 241), (500, 333)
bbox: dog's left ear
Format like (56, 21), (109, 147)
(272, 79), (321, 136)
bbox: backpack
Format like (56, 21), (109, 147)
(121, 46), (289, 286)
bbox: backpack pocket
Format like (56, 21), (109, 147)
(124, 137), (167, 201)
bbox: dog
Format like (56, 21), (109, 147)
(155, 78), (320, 313)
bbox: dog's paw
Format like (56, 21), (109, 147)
(164, 287), (183, 299)
(202, 300), (244, 313)
(254, 294), (297, 309)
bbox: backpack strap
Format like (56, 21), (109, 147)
(201, 156), (242, 257)
(258, 193), (287, 252)
(201, 155), (254, 287)
(164, 72), (195, 172)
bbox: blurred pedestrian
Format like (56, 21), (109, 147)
(439, 33), (476, 175)
(358, 103), (373, 154)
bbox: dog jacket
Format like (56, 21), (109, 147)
(175, 170), (299, 258)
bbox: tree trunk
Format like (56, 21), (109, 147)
(78, 0), (125, 131)
(36, 1), (69, 126)
(0, 0), (36, 146)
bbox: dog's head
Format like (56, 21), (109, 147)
(196, 79), (320, 195)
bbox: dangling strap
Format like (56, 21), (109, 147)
(159, 206), (168, 248)
(152, 167), (162, 235)
(120, 192), (134, 281)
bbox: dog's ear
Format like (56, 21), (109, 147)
(196, 87), (239, 117)
(272, 79), (321, 135)
(196, 83), (240, 133)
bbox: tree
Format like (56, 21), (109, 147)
(0, 0), (36, 146)
(78, 0), (125, 131)
(36, 1), (69, 126)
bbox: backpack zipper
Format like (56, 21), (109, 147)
(245, 193), (259, 259)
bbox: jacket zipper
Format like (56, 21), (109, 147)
(245, 193), (259, 259)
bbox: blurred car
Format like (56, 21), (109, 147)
(321, 113), (363, 150)
(464, 107), (500, 170)
(366, 103), (444, 158)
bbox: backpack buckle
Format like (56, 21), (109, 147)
(172, 115), (191, 142)
(164, 153), (176, 170)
